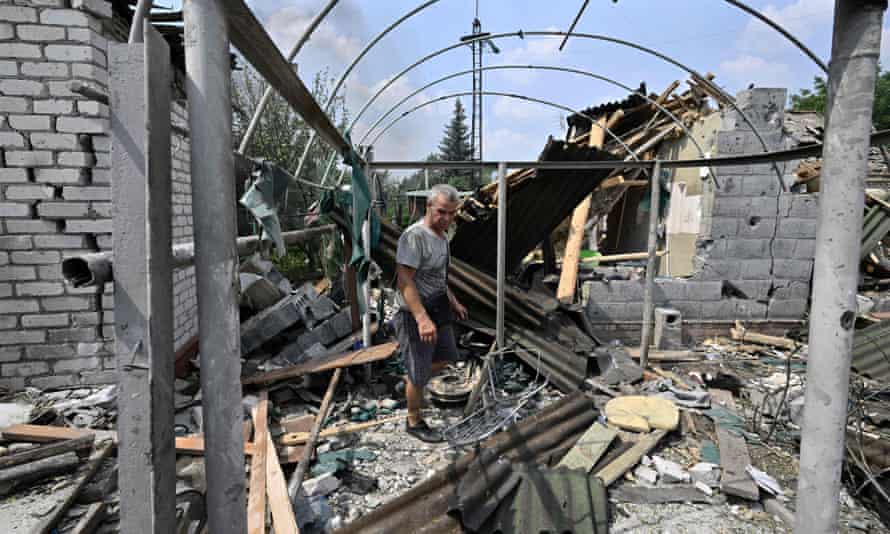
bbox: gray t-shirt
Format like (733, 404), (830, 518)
(395, 220), (449, 310)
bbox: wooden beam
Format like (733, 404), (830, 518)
(710, 389), (759, 500)
(730, 321), (797, 350)
(287, 368), (342, 497)
(248, 391), (269, 534)
(242, 341), (398, 386)
(580, 250), (667, 264)
(71, 501), (107, 534)
(265, 434), (299, 534)
(595, 429), (667, 486)
(559, 115), (608, 303)
(280, 415), (407, 446)
(0, 435), (94, 470)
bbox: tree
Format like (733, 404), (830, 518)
(436, 99), (476, 190)
(790, 68), (890, 129)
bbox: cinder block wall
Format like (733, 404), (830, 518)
(584, 88), (818, 333)
(0, 0), (197, 391)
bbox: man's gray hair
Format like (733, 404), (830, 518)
(428, 183), (460, 204)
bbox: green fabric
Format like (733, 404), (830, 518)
(239, 159), (290, 257)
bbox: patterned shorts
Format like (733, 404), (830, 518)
(394, 310), (459, 388)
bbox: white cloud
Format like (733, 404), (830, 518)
(882, 26), (890, 67)
(735, 0), (834, 58)
(492, 95), (553, 121)
(719, 54), (794, 90)
(484, 128), (542, 161)
(494, 30), (564, 85)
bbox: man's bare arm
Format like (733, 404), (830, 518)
(447, 288), (468, 321)
(397, 264), (437, 344)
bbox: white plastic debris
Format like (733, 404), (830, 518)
(746, 465), (783, 496)
(695, 480), (714, 496)
(652, 456), (690, 483)
(633, 465), (659, 485)
(689, 462), (721, 487)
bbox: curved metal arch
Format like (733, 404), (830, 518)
(291, 0), (442, 178)
(356, 65), (709, 164)
(357, 91), (642, 188)
(345, 30), (784, 188)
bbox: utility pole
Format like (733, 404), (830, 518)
(795, 2), (887, 533)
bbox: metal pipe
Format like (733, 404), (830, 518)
(61, 225), (336, 288)
(558, 0), (590, 51)
(237, 0), (340, 154)
(365, 91), (641, 163)
(291, 0), (441, 180)
(182, 0), (246, 530)
(335, 64), (712, 187)
(795, 2), (886, 533)
(128, 0), (152, 43)
(639, 160), (662, 370)
(496, 162), (507, 349)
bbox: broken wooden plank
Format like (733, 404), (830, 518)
(730, 321), (797, 350)
(265, 434), (299, 534)
(611, 484), (716, 504)
(710, 389), (759, 500)
(0, 435), (94, 470)
(595, 429), (667, 486)
(34, 440), (115, 534)
(625, 348), (703, 362)
(71, 501), (108, 534)
(241, 341), (398, 386)
(280, 415), (407, 446)
(0, 451), (81, 496)
(287, 368), (342, 497)
(556, 423), (617, 472)
(248, 391), (269, 534)
(0, 424), (257, 456)
(580, 250), (667, 264)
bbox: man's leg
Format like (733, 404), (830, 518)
(405, 376), (423, 426)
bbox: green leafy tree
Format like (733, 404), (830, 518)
(790, 68), (890, 129)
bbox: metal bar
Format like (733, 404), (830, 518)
(365, 91), (641, 163)
(496, 162), (507, 349)
(219, 0), (354, 159)
(366, 128), (890, 170)
(795, 2), (886, 533)
(639, 160), (662, 370)
(62, 225), (336, 288)
(109, 23), (176, 533)
(292, 0), (441, 180)
(183, 0), (246, 531)
(128, 0), (152, 43)
(558, 0), (590, 51)
(237, 0), (340, 154)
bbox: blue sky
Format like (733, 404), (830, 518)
(241, 0), (890, 165)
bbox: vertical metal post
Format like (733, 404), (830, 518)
(110, 22), (176, 533)
(362, 147), (374, 350)
(183, 0), (246, 531)
(496, 162), (507, 349)
(639, 160), (662, 370)
(424, 168), (430, 190)
(795, 2), (886, 533)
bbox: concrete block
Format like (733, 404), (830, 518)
(40, 8), (91, 26)
(77, 100), (109, 117)
(57, 117), (109, 134)
(767, 299), (808, 319)
(587, 301), (643, 322)
(654, 308), (684, 349)
(57, 151), (96, 168)
(71, 0), (112, 18)
(0, 298), (38, 313)
(722, 88), (787, 132)
(733, 299), (768, 319)
(67, 27), (107, 50)
(35, 168), (89, 184)
(0, 203), (31, 217)
(771, 281), (810, 300)
(0, 316), (17, 329)
(594, 345), (643, 385)
(777, 218), (818, 239)
(45, 44), (105, 65)
(716, 129), (783, 155)
(0, 6), (38, 22)
(739, 259), (773, 280)
(793, 239), (816, 260)
(11, 251), (61, 265)
(0, 79), (45, 97)
(724, 280), (772, 300)
(62, 186), (111, 201)
(717, 175), (744, 196)
(724, 238), (769, 260)
(737, 216), (776, 238)
(38, 202), (90, 218)
(31, 375), (79, 389)
(0, 131), (25, 148)
(240, 292), (306, 354)
(773, 259), (813, 281)
(709, 217), (739, 238)
(770, 239), (798, 260)
(5, 150), (54, 167)
(0, 284), (10, 298)
(16, 282), (64, 296)
(683, 281), (722, 301)
(42, 296), (92, 312)
(16, 24), (65, 41)
(0, 22), (12, 40)
(20, 61), (69, 78)
(1, 361), (49, 377)
(0, 169), (29, 183)
(711, 197), (751, 217)
(697, 260), (742, 280)
(669, 300), (703, 320)
(64, 219), (112, 233)
(5, 219), (60, 233)
(779, 194), (819, 219)
(5, 184), (56, 201)
(31, 133), (79, 150)
(0, 237), (32, 250)
(22, 313), (69, 328)
(0, 96), (29, 113)
(33, 99), (73, 115)
(655, 279), (687, 300)
(302, 473), (340, 498)
(8, 114), (50, 131)
(0, 266), (36, 281)
(742, 175), (781, 197)
(25, 344), (76, 360)
(0, 348), (22, 363)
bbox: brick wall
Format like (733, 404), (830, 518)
(0, 0), (197, 390)
(583, 88), (818, 333)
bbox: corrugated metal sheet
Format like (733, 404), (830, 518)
(508, 327), (589, 393)
(335, 393), (596, 534)
(860, 204), (890, 260)
(450, 139), (619, 275)
(852, 320), (890, 382)
(490, 465), (608, 534)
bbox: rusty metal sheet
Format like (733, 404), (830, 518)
(852, 320), (890, 383)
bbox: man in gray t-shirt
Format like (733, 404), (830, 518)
(395, 184), (467, 443)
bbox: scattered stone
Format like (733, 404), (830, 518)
(302, 472), (341, 497)
(689, 462), (721, 487)
(379, 398), (399, 410)
(652, 456), (690, 484)
(695, 480), (714, 496)
(634, 465), (659, 485)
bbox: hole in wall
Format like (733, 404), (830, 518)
(748, 216), (761, 227)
